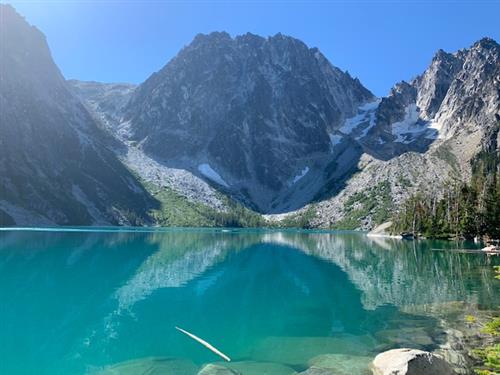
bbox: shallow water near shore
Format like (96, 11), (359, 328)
(0, 228), (498, 374)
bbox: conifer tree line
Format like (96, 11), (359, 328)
(393, 126), (500, 240)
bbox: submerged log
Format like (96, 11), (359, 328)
(175, 326), (231, 362)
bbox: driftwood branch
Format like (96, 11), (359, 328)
(175, 326), (231, 362)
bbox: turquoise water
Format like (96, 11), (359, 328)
(0, 228), (498, 374)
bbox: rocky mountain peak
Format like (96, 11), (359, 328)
(374, 36), (499, 142)
(235, 32), (266, 46)
(123, 31), (373, 212)
(1, 4), (62, 92)
(1, 4), (43, 43)
(433, 37), (499, 138)
(191, 31), (232, 45)
(432, 48), (454, 62)
(390, 81), (417, 99)
(473, 37), (499, 51)
(415, 48), (464, 120)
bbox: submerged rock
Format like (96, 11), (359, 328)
(375, 327), (434, 348)
(298, 367), (336, 374)
(371, 348), (456, 374)
(94, 357), (199, 375)
(252, 335), (375, 366)
(198, 363), (241, 375)
(220, 360), (297, 375)
(307, 353), (372, 374)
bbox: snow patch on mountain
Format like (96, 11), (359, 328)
(339, 99), (381, 137)
(197, 164), (229, 187)
(359, 99), (382, 112)
(427, 119), (444, 139)
(290, 167), (310, 186)
(356, 108), (378, 140)
(329, 134), (343, 149)
(391, 104), (440, 144)
(340, 111), (368, 135)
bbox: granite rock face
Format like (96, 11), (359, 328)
(414, 49), (464, 120)
(121, 32), (374, 212)
(434, 38), (500, 138)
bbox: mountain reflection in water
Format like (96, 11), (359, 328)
(0, 229), (498, 374)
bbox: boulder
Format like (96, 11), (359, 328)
(94, 357), (199, 375)
(298, 367), (336, 374)
(252, 335), (375, 366)
(221, 361), (297, 375)
(371, 348), (456, 375)
(198, 364), (241, 375)
(308, 354), (372, 374)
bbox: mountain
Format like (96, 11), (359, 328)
(0, 4), (157, 226)
(73, 34), (499, 229)
(119, 32), (374, 213)
(113, 31), (498, 223)
(311, 37), (500, 229)
(3, 3), (498, 229)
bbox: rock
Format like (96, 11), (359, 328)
(371, 348), (456, 375)
(298, 367), (336, 374)
(308, 354), (372, 374)
(221, 361), (297, 375)
(198, 363), (241, 375)
(367, 221), (402, 239)
(94, 357), (199, 375)
(252, 335), (375, 366)
(375, 327), (434, 348)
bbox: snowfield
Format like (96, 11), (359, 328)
(290, 166), (310, 186)
(339, 99), (381, 138)
(391, 104), (440, 143)
(198, 163), (229, 187)
(329, 134), (344, 149)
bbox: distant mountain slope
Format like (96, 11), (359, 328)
(68, 80), (136, 134)
(0, 4), (157, 226)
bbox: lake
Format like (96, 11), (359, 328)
(0, 228), (498, 374)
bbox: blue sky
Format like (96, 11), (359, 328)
(6, 0), (500, 96)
